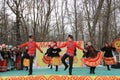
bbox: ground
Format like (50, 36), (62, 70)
(0, 67), (120, 77)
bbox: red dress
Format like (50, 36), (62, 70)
(0, 59), (7, 72)
(101, 47), (116, 65)
(0, 50), (8, 72)
(42, 48), (52, 64)
(42, 55), (52, 64)
(81, 46), (103, 67)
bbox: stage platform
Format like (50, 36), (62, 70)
(0, 67), (120, 80)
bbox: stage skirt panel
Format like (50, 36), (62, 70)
(15, 56), (21, 70)
(103, 57), (116, 65)
(23, 58), (30, 67)
(0, 59), (7, 72)
(51, 57), (61, 66)
(81, 52), (103, 67)
(42, 55), (52, 64)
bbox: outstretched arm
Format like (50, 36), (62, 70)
(18, 42), (27, 48)
(76, 43), (87, 52)
(59, 42), (67, 48)
(76, 43), (84, 50)
(36, 43), (43, 53)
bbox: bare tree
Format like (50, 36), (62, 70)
(7, 0), (22, 45)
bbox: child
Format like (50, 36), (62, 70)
(44, 45), (52, 69)
(51, 41), (61, 71)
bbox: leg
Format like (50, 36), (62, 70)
(56, 65), (58, 71)
(25, 54), (29, 71)
(21, 56), (24, 70)
(21, 54), (28, 70)
(62, 54), (69, 70)
(93, 67), (96, 74)
(90, 67), (92, 74)
(29, 56), (34, 75)
(26, 67), (28, 71)
(107, 65), (110, 70)
(50, 65), (53, 69)
(69, 56), (73, 75)
(48, 64), (50, 67)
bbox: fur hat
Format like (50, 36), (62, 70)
(68, 34), (73, 39)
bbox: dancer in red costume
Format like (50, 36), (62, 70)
(18, 35), (43, 75)
(59, 35), (86, 75)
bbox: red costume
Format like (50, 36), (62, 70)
(18, 41), (42, 56)
(59, 41), (84, 56)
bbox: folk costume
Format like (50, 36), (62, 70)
(18, 40), (43, 75)
(50, 47), (61, 71)
(66, 48), (78, 63)
(59, 39), (84, 75)
(0, 48), (9, 72)
(82, 45), (102, 74)
(101, 46), (116, 70)
(43, 47), (52, 68)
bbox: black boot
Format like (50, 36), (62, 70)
(90, 67), (93, 74)
(50, 65), (52, 69)
(64, 65), (68, 71)
(107, 65), (110, 71)
(93, 67), (96, 74)
(28, 72), (32, 75)
(69, 69), (72, 75)
(26, 67), (28, 71)
(55, 66), (58, 71)
(48, 64), (50, 67)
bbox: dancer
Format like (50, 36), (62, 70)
(51, 41), (61, 71)
(18, 35), (43, 75)
(59, 35), (86, 75)
(101, 42), (116, 70)
(44, 45), (53, 69)
(82, 42), (102, 74)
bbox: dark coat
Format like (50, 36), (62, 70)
(83, 46), (98, 58)
(22, 49), (29, 58)
(45, 48), (52, 57)
(101, 46), (116, 57)
(50, 48), (61, 57)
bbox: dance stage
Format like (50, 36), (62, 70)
(0, 67), (120, 80)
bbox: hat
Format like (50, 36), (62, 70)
(68, 34), (73, 39)
(29, 35), (34, 38)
